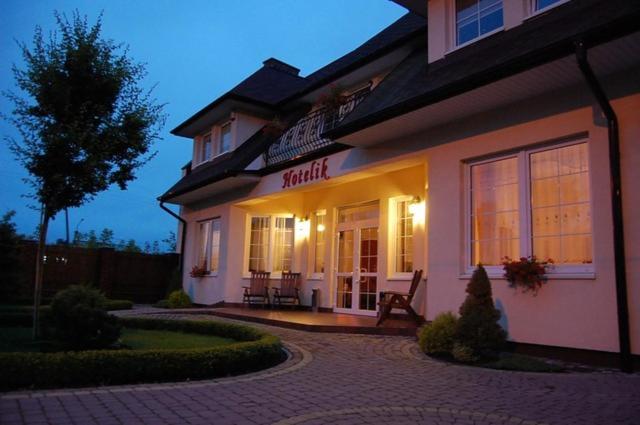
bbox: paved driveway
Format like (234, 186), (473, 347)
(2, 312), (639, 425)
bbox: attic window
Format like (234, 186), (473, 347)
(456, 0), (503, 46)
(220, 122), (232, 154)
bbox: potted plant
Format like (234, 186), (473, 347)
(501, 256), (553, 295)
(263, 116), (287, 138)
(317, 84), (347, 110)
(190, 264), (208, 278)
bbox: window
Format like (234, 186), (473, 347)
(247, 216), (294, 274)
(456, 0), (503, 46)
(312, 211), (326, 274)
(470, 157), (520, 266)
(197, 217), (221, 273)
(200, 133), (212, 163)
(533, 0), (565, 12)
(220, 123), (232, 154)
(248, 217), (269, 272)
(467, 141), (593, 274)
(392, 198), (414, 274)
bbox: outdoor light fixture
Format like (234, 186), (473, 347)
(409, 196), (426, 226)
(408, 196), (421, 216)
(295, 215), (310, 239)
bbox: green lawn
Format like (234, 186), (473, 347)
(120, 328), (235, 350)
(0, 327), (235, 352)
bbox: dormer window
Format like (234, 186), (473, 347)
(201, 133), (212, 163)
(530, 0), (568, 15)
(456, 0), (503, 46)
(220, 122), (231, 154)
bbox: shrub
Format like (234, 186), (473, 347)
(49, 285), (121, 349)
(0, 318), (283, 391)
(104, 299), (133, 311)
(167, 290), (192, 309)
(418, 312), (458, 355)
(456, 265), (506, 354)
(452, 343), (477, 363)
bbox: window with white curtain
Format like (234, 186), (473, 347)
(247, 216), (294, 274)
(468, 141), (593, 274)
(392, 198), (414, 274)
(197, 217), (221, 273)
(313, 211), (326, 274)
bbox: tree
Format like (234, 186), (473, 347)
(162, 230), (177, 252)
(456, 265), (506, 354)
(122, 239), (142, 253)
(98, 228), (114, 248)
(4, 11), (164, 338)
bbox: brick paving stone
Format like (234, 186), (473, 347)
(1, 310), (639, 425)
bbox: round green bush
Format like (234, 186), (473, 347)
(49, 285), (121, 350)
(418, 312), (458, 355)
(167, 290), (192, 309)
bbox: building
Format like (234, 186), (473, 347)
(160, 0), (640, 367)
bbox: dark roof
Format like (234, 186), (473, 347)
(328, 0), (640, 139)
(171, 12), (427, 136)
(278, 12), (427, 104)
(160, 129), (271, 201)
(171, 63), (308, 135)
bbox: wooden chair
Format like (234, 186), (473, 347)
(273, 272), (302, 309)
(377, 269), (424, 326)
(243, 271), (271, 307)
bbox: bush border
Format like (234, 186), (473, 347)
(0, 317), (283, 391)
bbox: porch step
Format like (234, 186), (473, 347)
(189, 307), (420, 337)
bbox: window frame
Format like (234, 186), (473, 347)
(389, 196), (415, 280)
(218, 121), (232, 155)
(309, 210), (327, 280)
(528, 0), (570, 18)
(243, 214), (295, 278)
(464, 138), (595, 278)
(195, 216), (221, 276)
(450, 0), (505, 50)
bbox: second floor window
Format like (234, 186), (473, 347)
(456, 0), (503, 46)
(534, 0), (564, 11)
(220, 123), (231, 154)
(201, 133), (212, 163)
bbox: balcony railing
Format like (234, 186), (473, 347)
(264, 86), (370, 167)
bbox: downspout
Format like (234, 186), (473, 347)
(576, 41), (632, 373)
(159, 201), (187, 274)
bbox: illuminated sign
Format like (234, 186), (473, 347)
(282, 158), (330, 189)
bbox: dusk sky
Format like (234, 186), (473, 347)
(0, 0), (406, 248)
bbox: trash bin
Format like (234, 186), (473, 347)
(311, 288), (320, 312)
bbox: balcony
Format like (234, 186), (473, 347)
(264, 86), (370, 167)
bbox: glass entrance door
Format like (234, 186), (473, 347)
(335, 203), (379, 315)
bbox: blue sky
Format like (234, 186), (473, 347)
(0, 0), (405, 247)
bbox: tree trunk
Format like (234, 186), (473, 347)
(32, 208), (50, 340)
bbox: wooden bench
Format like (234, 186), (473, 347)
(377, 269), (424, 326)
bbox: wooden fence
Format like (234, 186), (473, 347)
(14, 241), (179, 303)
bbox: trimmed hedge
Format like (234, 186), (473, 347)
(0, 317), (283, 391)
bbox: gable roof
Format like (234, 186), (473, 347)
(170, 63), (308, 137)
(327, 0), (640, 139)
